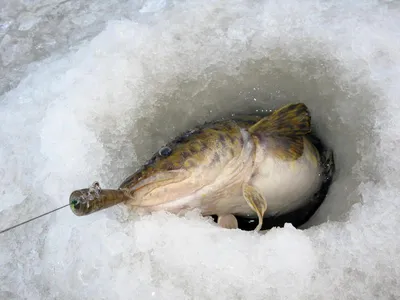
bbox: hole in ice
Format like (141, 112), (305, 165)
(98, 55), (378, 231)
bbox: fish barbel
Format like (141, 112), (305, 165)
(70, 103), (332, 231)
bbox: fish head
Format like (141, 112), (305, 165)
(120, 122), (243, 208)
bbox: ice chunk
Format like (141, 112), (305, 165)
(0, 34), (33, 66)
(18, 13), (41, 31)
(140, 0), (167, 13)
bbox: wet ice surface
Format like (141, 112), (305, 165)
(1, 0), (400, 299)
(0, 0), (163, 94)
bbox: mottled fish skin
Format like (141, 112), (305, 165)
(70, 103), (327, 230)
(117, 103), (322, 218)
(119, 120), (245, 191)
(119, 119), (256, 214)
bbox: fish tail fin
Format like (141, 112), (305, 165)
(306, 133), (335, 182)
(321, 147), (335, 183)
(249, 103), (311, 136)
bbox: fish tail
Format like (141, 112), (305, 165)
(321, 147), (335, 183)
(305, 132), (335, 182)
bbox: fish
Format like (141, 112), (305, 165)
(69, 103), (335, 231)
(233, 131), (334, 231)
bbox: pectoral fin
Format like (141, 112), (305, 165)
(217, 214), (239, 229)
(271, 136), (305, 161)
(242, 183), (267, 231)
(248, 103), (311, 136)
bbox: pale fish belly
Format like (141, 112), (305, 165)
(249, 138), (323, 217)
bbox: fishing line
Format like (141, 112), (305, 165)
(0, 203), (70, 235)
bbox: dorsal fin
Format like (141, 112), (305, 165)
(248, 103), (311, 136)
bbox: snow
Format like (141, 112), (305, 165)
(1, 0), (400, 299)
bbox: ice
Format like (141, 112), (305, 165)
(0, 0), (144, 94)
(1, 0), (400, 299)
(140, 0), (167, 13)
(0, 34), (31, 67)
(17, 13), (41, 31)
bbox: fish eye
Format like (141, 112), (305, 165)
(159, 146), (172, 157)
(70, 199), (81, 211)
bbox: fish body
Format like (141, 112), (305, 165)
(70, 103), (334, 231)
